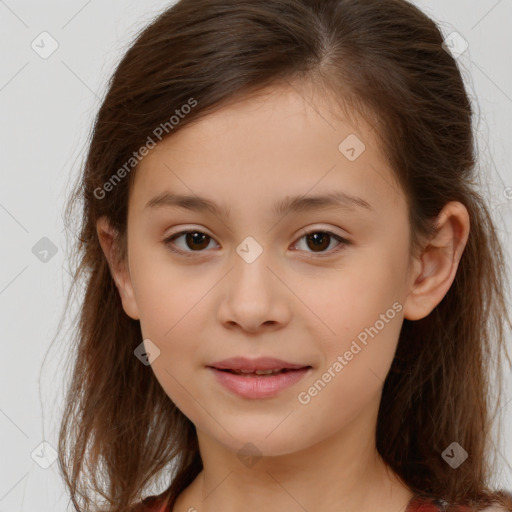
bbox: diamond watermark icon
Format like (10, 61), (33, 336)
(338, 134), (366, 161)
(134, 338), (161, 365)
(31, 31), (59, 59)
(31, 441), (58, 469)
(442, 32), (468, 59)
(236, 236), (263, 264)
(441, 441), (468, 469)
(237, 442), (262, 468)
(32, 237), (58, 263)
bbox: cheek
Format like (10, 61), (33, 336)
(295, 277), (403, 440)
(300, 248), (406, 400)
(128, 249), (210, 373)
(130, 245), (205, 338)
(136, 276), (205, 421)
(137, 279), (203, 372)
(305, 253), (404, 338)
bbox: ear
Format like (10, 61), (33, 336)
(403, 201), (470, 321)
(96, 216), (140, 320)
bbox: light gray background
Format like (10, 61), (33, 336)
(0, 1), (511, 510)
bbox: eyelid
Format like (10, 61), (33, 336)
(294, 224), (349, 241)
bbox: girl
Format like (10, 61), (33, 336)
(57, 0), (512, 511)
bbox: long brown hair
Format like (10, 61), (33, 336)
(56, 0), (512, 510)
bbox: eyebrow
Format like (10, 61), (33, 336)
(144, 191), (374, 218)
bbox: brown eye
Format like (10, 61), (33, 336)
(164, 230), (217, 256)
(163, 229), (350, 259)
(305, 232), (331, 252)
(293, 230), (350, 256)
(182, 232), (211, 251)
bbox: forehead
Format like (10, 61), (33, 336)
(130, 82), (404, 220)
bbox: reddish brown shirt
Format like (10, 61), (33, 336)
(406, 495), (471, 511)
(138, 492), (509, 511)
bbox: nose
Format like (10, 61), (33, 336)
(216, 249), (291, 333)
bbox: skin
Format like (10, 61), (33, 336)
(97, 81), (470, 512)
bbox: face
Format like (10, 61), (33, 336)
(104, 82), (418, 457)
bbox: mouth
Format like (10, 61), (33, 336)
(207, 356), (312, 373)
(212, 367), (311, 376)
(206, 357), (313, 398)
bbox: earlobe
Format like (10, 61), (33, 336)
(96, 216), (140, 321)
(403, 202), (470, 321)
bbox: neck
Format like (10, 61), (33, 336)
(172, 396), (414, 512)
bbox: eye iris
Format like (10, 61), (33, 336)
(186, 232), (210, 250)
(306, 232), (330, 252)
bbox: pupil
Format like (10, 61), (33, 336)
(186, 232), (209, 250)
(307, 233), (329, 252)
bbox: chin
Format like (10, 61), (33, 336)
(210, 427), (314, 459)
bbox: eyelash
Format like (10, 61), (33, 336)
(163, 228), (351, 259)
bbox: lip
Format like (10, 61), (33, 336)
(208, 356), (310, 372)
(207, 357), (312, 399)
(208, 367), (311, 399)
